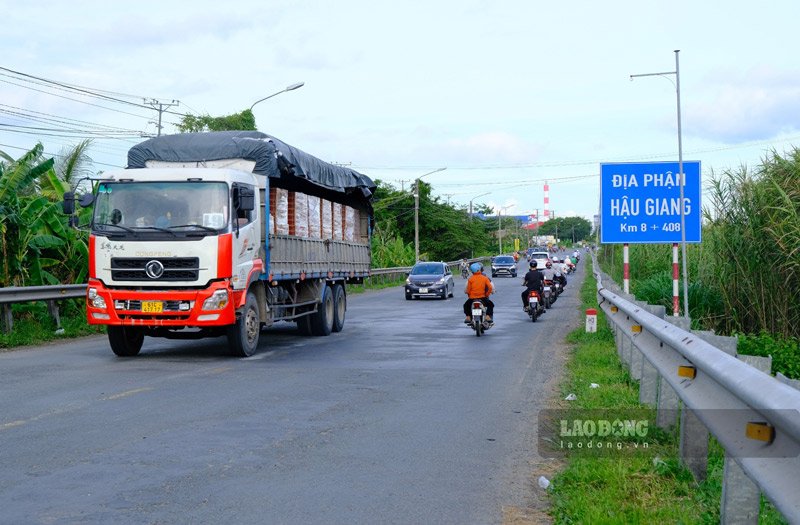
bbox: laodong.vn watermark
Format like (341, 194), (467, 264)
(538, 408), (800, 458)
(538, 409), (660, 458)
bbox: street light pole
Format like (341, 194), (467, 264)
(631, 50), (689, 319)
(414, 167), (447, 261)
(498, 205), (513, 254)
(469, 192), (490, 221)
(249, 82), (305, 111)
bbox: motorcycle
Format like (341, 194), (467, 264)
(526, 290), (542, 322)
(542, 280), (554, 308)
(468, 300), (492, 336)
(552, 278), (562, 299)
(461, 266), (470, 279)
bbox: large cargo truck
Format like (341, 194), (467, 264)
(63, 131), (375, 357)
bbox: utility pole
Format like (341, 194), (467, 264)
(145, 99), (179, 136)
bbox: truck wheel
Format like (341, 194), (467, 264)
(332, 283), (346, 332)
(310, 284), (334, 336)
(227, 291), (260, 357)
(108, 326), (144, 357)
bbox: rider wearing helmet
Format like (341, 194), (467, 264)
(463, 262), (495, 323)
(521, 259), (545, 310)
(541, 259), (557, 283)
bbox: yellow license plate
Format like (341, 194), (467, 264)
(142, 301), (163, 313)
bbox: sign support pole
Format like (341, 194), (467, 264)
(672, 243), (679, 316)
(675, 50), (689, 319)
(623, 243), (630, 294)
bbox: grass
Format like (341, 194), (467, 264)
(547, 256), (788, 524)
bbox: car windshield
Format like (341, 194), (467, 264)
(495, 257), (514, 264)
(411, 263), (444, 275)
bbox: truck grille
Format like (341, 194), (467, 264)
(110, 257), (200, 281)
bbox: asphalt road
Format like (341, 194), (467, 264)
(0, 257), (586, 525)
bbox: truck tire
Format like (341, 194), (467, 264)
(227, 291), (260, 357)
(310, 284), (334, 336)
(332, 283), (346, 332)
(108, 326), (144, 357)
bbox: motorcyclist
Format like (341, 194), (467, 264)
(463, 262), (495, 324)
(459, 258), (469, 278)
(521, 260), (544, 311)
(541, 260), (557, 283)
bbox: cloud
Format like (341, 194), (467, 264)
(688, 67), (800, 143)
(440, 132), (544, 165)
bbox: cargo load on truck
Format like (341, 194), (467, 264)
(127, 130), (376, 216)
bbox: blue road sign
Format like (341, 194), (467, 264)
(600, 161), (701, 244)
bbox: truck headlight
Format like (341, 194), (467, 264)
(87, 288), (106, 309)
(202, 289), (229, 311)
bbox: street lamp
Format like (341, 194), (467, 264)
(498, 204), (514, 254)
(468, 192), (490, 221)
(414, 167), (447, 261)
(249, 82), (305, 111)
(631, 50), (688, 319)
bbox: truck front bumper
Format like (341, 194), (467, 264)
(86, 278), (236, 327)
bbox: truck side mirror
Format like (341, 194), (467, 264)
(238, 187), (255, 211)
(79, 193), (95, 207)
(62, 191), (75, 214)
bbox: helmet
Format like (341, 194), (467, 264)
(529, 260), (538, 269)
(470, 262), (483, 273)
(545, 261), (552, 268)
(551, 256), (560, 263)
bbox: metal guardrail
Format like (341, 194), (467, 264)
(0, 258), (491, 333)
(0, 284), (88, 333)
(593, 252), (800, 522)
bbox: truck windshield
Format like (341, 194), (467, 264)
(93, 181), (229, 235)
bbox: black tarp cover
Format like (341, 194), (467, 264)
(127, 131), (375, 213)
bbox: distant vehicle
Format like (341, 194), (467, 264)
(405, 262), (455, 300)
(491, 255), (517, 278)
(529, 251), (550, 270)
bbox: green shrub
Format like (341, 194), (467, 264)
(736, 332), (800, 379)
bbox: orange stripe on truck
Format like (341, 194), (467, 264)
(217, 233), (232, 278)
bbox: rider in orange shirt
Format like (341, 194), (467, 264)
(463, 262), (495, 323)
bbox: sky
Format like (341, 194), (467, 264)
(2, 0), (799, 224)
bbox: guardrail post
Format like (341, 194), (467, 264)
(679, 408), (709, 482)
(656, 376), (680, 429)
(47, 300), (63, 331)
(630, 330), (643, 380)
(1, 304), (12, 333)
(719, 355), (770, 524)
(720, 455), (760, 525)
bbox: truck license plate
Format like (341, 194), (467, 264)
(142, 301), (163, 313)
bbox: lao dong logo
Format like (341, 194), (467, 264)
(560, 418), (649, 438)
